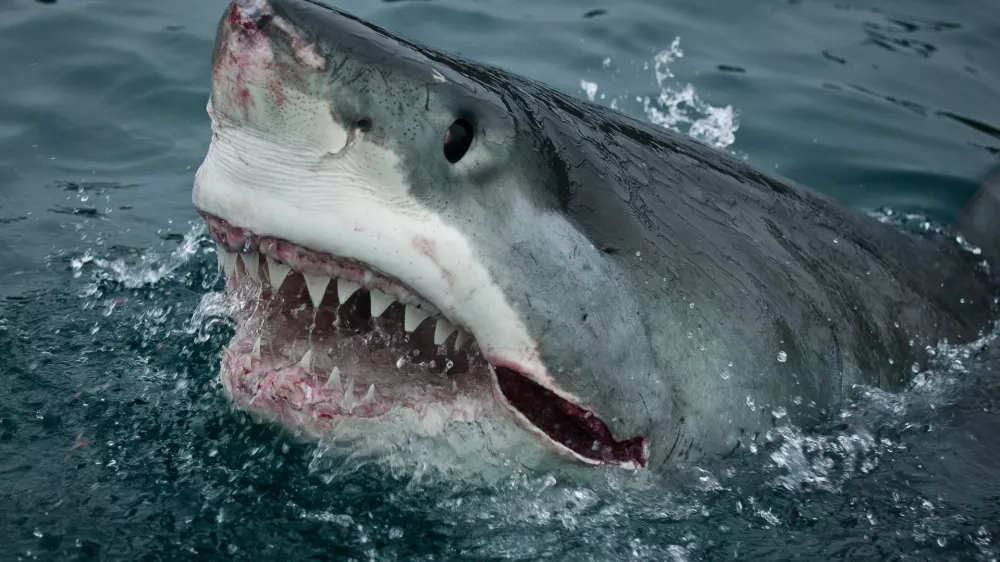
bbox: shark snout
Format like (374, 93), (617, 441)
(226, 0), (274, 32)
(211, 0), (331, 130)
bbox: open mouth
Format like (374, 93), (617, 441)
(204, 214), (647, 468)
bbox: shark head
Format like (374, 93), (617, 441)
(195, 0), (666, 469)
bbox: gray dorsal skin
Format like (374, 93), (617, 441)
(228, 0), (998, 470)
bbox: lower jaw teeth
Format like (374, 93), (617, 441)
(324, 366), (342, 390)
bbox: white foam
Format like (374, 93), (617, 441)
(72, 222), (207, 289)
(581, 37), (740, 150)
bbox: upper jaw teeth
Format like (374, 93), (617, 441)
(302, 273), (331, 310)
(265, 256), (291, 291)
(337, 278), (361, 304)
(241, 250), (260, 281)
(433, 318), (456, 345)
(218, 244), (240, 280)
(369, 290), (396, 317)
(404, 305), (431, 332)
(215, 243), (473, 350)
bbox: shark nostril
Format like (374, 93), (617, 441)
(356, 118), (372, 133)
(255, 13), (274, 30)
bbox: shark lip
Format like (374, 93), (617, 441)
(200, 212), (647, 468)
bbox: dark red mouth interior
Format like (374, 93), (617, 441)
(494, 367), (647, 467)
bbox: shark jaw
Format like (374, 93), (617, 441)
(202, 213), (647, 469)
(195, 0), (648, 469)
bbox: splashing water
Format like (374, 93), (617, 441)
(580, 37), (740, 150)
(71, 222), (209, 289)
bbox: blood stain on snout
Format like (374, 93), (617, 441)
(413, 235), (456, 286)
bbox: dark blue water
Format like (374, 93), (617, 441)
(2, 0), (999, 560)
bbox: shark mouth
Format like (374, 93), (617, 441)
(203, 214), (647, 468)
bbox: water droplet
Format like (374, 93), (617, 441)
(911, 363), (919, 374)
(689, 302), (695, 309)
(772, 406), (787, 418)
(888, 358), (895, 365)
(777, 351), (787, 363)
(720, 370), (731, 380)
(793, 396), (803, 405)
(635, 251), (641, 257)
(746, 396), (755, 408)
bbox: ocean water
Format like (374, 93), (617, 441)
(1, 0), (999, 560)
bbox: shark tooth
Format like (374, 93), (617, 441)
(433, 318), (457, 345)
(454, 330), (470, 350)
(404, 305), (431, 332)
(369, 290), (396, 317)
(265, 256), (291, 291)
(241, 251), (260, 281)
(221, 250), (239, 280)
(303, 274), (331, 309)
(215, 243), (226, 274)
(243, 356), (252, 372)
(252, 336), (261, 360)
(298, 348), (313, 371)
(323, 366), (342, 390)
(337, 278), (361, 304)
(362, 383), (376, 404)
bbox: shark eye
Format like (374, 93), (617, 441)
(443, 118), (473, 164)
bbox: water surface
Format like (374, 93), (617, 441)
(1, 0), (999, 560)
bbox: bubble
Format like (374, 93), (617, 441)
(771, 406), (787, 418)
(777, 351), (787, 363)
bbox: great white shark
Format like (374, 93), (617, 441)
(193, 0), (999, 471)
